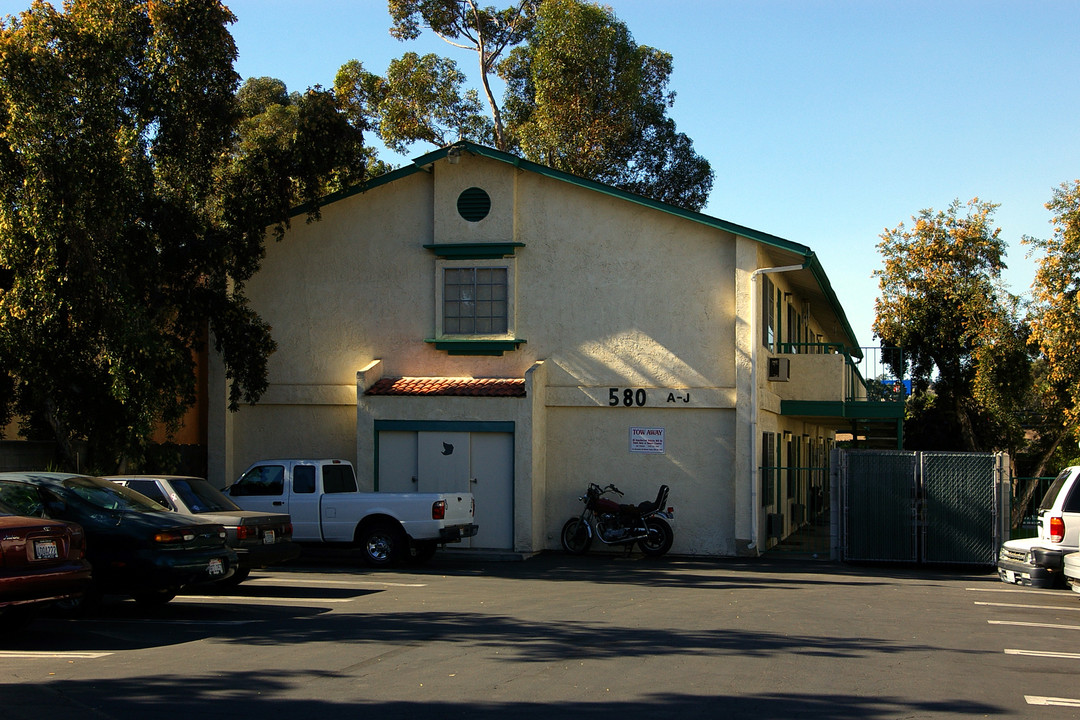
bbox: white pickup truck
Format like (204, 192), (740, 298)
(225, 459), (478, 567)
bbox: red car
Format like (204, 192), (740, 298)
(0, 503), (92, 621)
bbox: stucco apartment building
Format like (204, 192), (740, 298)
(207, 141), (900, 557)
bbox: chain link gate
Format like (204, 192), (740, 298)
(834, 449), (1009, 565)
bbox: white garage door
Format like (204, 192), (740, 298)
(378, 429), (514, 549)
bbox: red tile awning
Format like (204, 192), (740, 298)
(365, 377), (526, 397)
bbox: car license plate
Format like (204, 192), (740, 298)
(1004, 569), (1016, 584)
(208, 558), (224, 576)
(263, 530), (275, 545)
(33, 539), (58, 560)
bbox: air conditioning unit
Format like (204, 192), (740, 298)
(767, 513), (785, 538)
(767, 357), (790, 382)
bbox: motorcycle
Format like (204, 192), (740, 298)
(561, 483), (674, 557)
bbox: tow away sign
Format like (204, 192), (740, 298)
(630, 427), (665, 454)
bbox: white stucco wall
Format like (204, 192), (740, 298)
(543, 405), (738, 555)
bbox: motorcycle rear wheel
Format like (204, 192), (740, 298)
(561, 518), (592, 555)
(638, 517), (673, 557)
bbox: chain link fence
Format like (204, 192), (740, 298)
(835, 449), (1009, 565)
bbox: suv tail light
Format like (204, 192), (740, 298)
(432, 500), (446, 520)
(1051, 516), (1066, 543)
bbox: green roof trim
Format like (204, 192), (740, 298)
(425, 338), (527, 356)
(293, 140), (864, 351)
(424, 242), (525, 259)
(419, 143), (816, 254)
(804, 252), (862, 360)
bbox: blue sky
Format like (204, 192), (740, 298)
(4, 1), (1078, 347)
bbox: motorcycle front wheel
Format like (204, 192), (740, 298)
(561, 517), (592, 555)
(638, 517), (673, 557)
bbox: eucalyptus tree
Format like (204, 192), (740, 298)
(380, 0), (713, 211)
(499, 0), (712, 210)
(388, 0), (538, 151)
(335, 53), (493, 153)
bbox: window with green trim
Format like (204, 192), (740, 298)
(442, 265), (509, 335)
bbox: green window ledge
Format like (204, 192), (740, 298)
(426, 338), (527, 356)
(424, 242), (524, 259)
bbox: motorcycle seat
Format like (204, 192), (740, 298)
(621, 485), (669, 516)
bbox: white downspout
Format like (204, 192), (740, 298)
(748, 263), (806, 552)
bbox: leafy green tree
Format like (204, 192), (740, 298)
(498, 0), (713, 210)
(334, 54), (493, 154)
(873, 199), (1030, 453)
(383, 0), (713, 211)
(388, 0), (538, 151)
(229, 76), (372, 219)
(1025, 180), (1080, 434)
(1013, 180), (1080, 521)
(0, 1), (364, 471)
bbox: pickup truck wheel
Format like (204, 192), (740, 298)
(360, 521), (404, 567)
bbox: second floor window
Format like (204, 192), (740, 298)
(762, 276), (775, 350)
(443, 266), (508, 335)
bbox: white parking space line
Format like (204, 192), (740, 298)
(989, 620), (1080, 631)
(178, 595), (361, 604)
(1006, 649), (1080, 659)
(247, 577), (427, 588)
(81, 617), (261, 625)
(980, 599), (1080, 708)
(1027, 696), (1080, 707)
(967, 586), (1064, 595)
(0, 651), (112, 659)
(974, 600), (1080, 611)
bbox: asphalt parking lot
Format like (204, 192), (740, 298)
(3, 551), (1080, 719)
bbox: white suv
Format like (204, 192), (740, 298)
(998, 466), (1080, 588)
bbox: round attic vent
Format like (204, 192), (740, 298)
(457, 187), (491, 222)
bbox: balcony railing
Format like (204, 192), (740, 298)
(849, 346), (907, 403)
(775, 343), (907, 403)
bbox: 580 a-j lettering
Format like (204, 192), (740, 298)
(609, 388), (647, 407)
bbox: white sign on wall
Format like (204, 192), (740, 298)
(630, 427), (665, 454)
